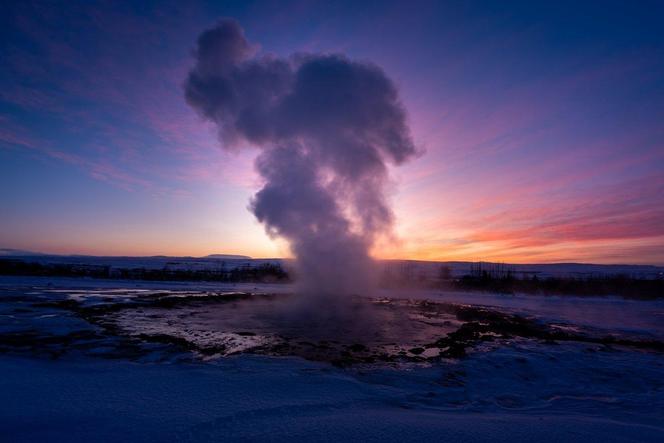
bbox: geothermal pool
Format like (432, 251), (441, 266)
(2, 276), (663, 365)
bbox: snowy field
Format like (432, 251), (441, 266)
(1, 276), (664, 442)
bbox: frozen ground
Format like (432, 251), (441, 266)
(1, 276), (664, 442)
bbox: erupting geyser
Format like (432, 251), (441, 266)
(185, 19), (416, 298)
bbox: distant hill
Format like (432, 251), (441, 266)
(0, 248), (45, 256)
(205, 254), (252, 260)
(0, 249), (251, 261)
(1, 249), (661, 280)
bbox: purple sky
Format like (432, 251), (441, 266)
(1, 0), (663, 264)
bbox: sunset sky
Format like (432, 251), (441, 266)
(2, 0), (663, 264)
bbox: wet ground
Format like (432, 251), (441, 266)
(2, 280), (663, 366)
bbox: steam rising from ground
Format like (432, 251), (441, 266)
(185, 19), (415, 299)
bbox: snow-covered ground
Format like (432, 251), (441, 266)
(1, 276), (663, 442)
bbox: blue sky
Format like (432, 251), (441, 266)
(2, 0), (664, 263)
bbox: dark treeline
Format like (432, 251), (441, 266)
(0, 259), (289, 283)
(447, 272), (664, 299)
(382, 263), (663, 299)
(2, 258), (663, 298)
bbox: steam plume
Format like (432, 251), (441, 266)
(185, 19), (415, 297)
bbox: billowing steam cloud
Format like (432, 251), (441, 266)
(185, 19), (415, 298)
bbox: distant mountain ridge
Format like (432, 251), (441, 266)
(0, 248), (45, 257)
(205, 254), (252, 260)
(0, 249), (251, 260)
(1, 248), (662, 278)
